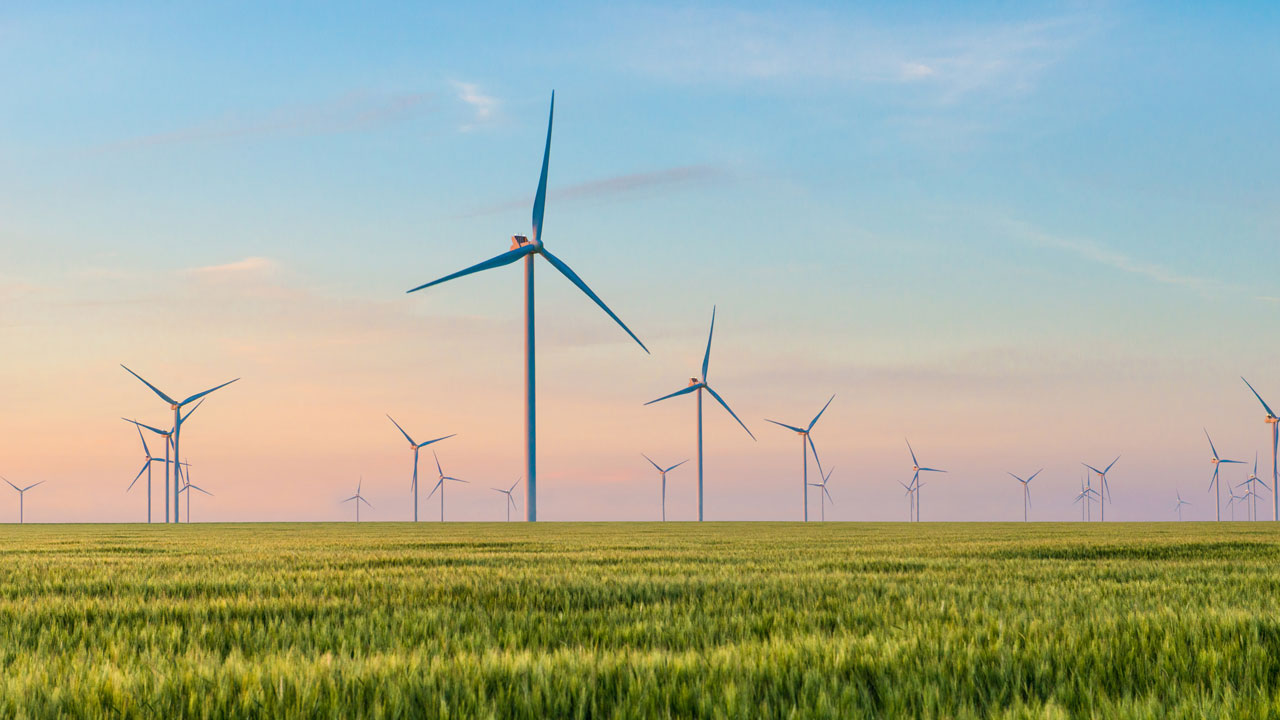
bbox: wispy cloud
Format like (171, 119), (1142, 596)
(998, 217), (1212, 291)
(461, 164), (725, 217)
(185, 256), (276, 278)
(98, 91), (433, 151)
(452, 81), (499, 131)
(1257, 296), (1280, 304)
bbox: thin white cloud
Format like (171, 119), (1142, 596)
(1257, 296), (1280, 303)
(186, 256), (276, 277)
(453, 82), (499, 131)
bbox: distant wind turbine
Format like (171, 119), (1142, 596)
(123, 400), (203, 524)
(642, 455), (688, 521)
(765, 395), (834, 522)
(4, 478), (44, 524)
(343, 478), (372, 522)
(406, 92), (648, 523)
(1175, 491), (1190, 521)
(491, 478), (521, 522)
(898, 480), (915, 521)
(1241, 377), (1278, 521)
(1204, 430), (1243, 522)
(427, 451), (468, 522)
(646, 307), (755, 522)
(125, 422), (166, 523)
(1226, 487), (1247, 521)
(1008, 469), (1042, 522)
(807, 466), (834, 522)
(1082, 457), (1119, 521)
(387, 415), (456, 522)
(177, 462), (211, 523)
(905, 439), (945, 522)
(1238, 452), (1270, 522)
(1074, 473), (1098, 522)
(121, 366), (237, 524)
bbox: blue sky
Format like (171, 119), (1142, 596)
(1, 1), (1278, 522)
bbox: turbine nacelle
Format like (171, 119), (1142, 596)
(688, 378), (701, 387)
(510, 235), (540, 251)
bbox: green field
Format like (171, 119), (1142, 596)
(2, 522), (1278, 719)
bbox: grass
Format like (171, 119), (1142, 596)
(2, 522), (1279, 718)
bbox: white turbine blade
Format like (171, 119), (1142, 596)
(509, 477), (521, 493)
(426, 479), (443, 499)
(1205, 429), (1220, 460)
(704, 384), (755, 440)
(906, 439), (919, 467)
(407, 244), (536, 294)
(120, 365), (179, 405)
(531, 91), (553, 244)
(1027, 469), (1043, 483)
(1082, 462), (1103, 475)
(807, 394), (835, 432)
(122, 417), (169, 436)
(1008, 472), (1024, 483)
(641, 453), (664, 472)
(359, 496), (373, 508)
(387, 414), (416, 446)
(417, 433), (457, 449)
(180, 378), (239, 407)
(645, 383), (701, 406)
(23, 481), (45, 492)
(189, 484), (213, 496)
(180, 399), (205, 426)
(434, 450), (444, 477)
(764, 419), (806, 434)
(701, 305), (716, 381)
(1104, 456), (1120, 474)
(127, 462), (149, 491)
(540, 247), (649, 353)
(1243, 377), (1278, 418)
(665, 459), (689, 473)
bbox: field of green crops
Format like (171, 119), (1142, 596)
(2, 522), (1279, 719)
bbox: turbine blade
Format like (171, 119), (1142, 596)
(426, 479), (443, 499)
(531, 91), (554, 244)
(3, 478), (19, 492)
(1028, 469), (1043, 483)
(919, 467), (945, 473)
(180, 399), (205, 425)
(190, 484), (213, 496)
(704, 384), (755, 440)
(808, 434), (824, 478)
(540, 248), (648, 353)
(180, 378), (239, 407)
(764, 419), (806, 434)
(824, 486), (833, 503)
(644, 383), (701, 406)
(701, 306), (716, 382)
(1104, 456), (1120, 474)
(120, 365), (179, 405)
(406, 245), (535, 294)
(666, 459), (689, 473)
(509, 478), (521, 493)
(136, 425), (150, 457)
(1205, 429), (1219, 460)
(1008, 472), (1024, 483)
(906, 439), (919, 467)
(127, 463), (148, 491)
(1082, 463), (1102, 475)
(1243, 377), (1278, 418)
(806, 394), (835, 432)
(359, 496), (373, 508)
(417, 433), (457, 449)
(641, 453), (663, 472)
(387, 414), (416, 446)
(434, 450), (443, 477)
(122, 418), (169, 436)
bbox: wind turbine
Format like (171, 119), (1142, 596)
(343, 478), (372, 522)
(406, 93), (648, 523)
(427, 451), (468, 522)
(125, 422), (166, 523)
(121, 366), (237, 524)
(765, 395), (834, 521)
(807, 466), (834, 522)
(177, 462), (211, 523)
(123, 400), (203, 524)
(4, 478), (44, 524)
(1238, 452), (1270, 522)
(387, 415), (455, 522)
(491, 478), (521, 522)
(1008, 469), (1042, 522)
(642, 454), (688, 521)
(898, 480), (915, 521)
(645, 307), (755, 521)
(1175, 491), (1190, 521)
(1242, 377), (1278, 521)
(1204, 430), (1243, 522)
(1081, 457), (1119, 521)
(1074, 473), (1098, 521)
(1227, 487), (1247, 521)
(905, 440), (945, 522)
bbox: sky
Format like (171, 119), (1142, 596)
(1, 1), (1278, 523)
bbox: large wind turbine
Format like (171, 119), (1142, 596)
(427, 451), (468, 522)
(1008, 469), (1042, 522)
(765, 395), (834, 521)
(642, 454), (688, 521)
(125, 422), (166, 523)
(123, 400), (203, 524)
(1242, 377), (1278, 521)
(121, 366), (237, 524)
(4, 478), (44, 524)
(406, 93), (648, 523)
(343, 478), (372, 522)
(1082, 457), (1119, 521)
(1204, 430), (1243, 522)
(807, 466), (834, 522)
(646, 307), (755, 521)
(1175, 491), (1190, 521)
(905, 440), (945, 522)
(491, 478), (520, 522)
(387, 415), (455, 522)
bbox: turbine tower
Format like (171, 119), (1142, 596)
(905, 439), (945, 522)
(177, 462), (211, 523)
(1242, 377), (1278, 521)
(807, 466), (834, 522)
(406, 93), (648, 523)
(121, 366), (237, 524)
(765, 395), (834, 521)
(1204, 429), (1243, 522)
(1175, 491), (1190, 521)
(4, 478), (44, 524)
(1082, 457), (1119, 521)
(645, 307), (755, 521)
(1239, 453), (1270, 522)
(898, 480), (915, 521)
(343, 478), (372, 522)
(123, 400), (203, 524)
(1008, 469), (1042, 522)
(387, 415), (455, 522)
(491, 478), (520, 522)
(125, 422), (166, 523)
(427, 451), (468, 522)
(642, 454), (688, 521)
